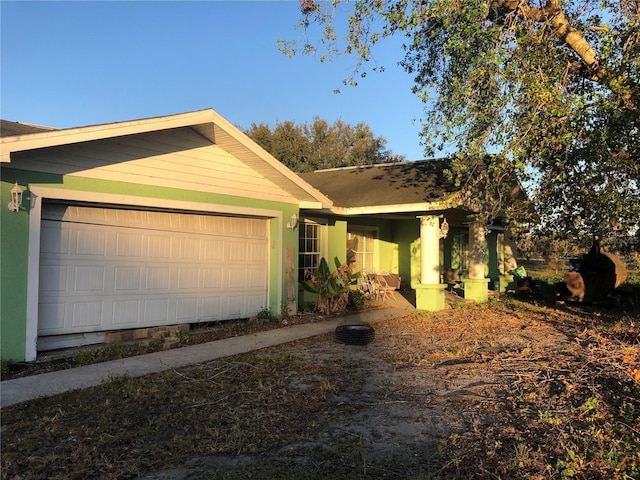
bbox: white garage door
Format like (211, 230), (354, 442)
(38, 204), (269, 344)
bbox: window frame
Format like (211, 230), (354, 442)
(298, 218), (327, 282)
(347, 226), (379, 274)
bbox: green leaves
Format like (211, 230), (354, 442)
(302, 257), (360, 314)
(282, 0), (640, 244)
(244, 117), (404, 173)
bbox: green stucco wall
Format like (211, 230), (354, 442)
(312, 216), (419, 287)
(327, 219), (347, 266)
(390, 219), (420, 286)
(0, 168), (299, 362)
(342, 217), (402, 276)
(1, 176), (30, 363)
(296, 214), (503, 307)
(376, 221), (398, 274)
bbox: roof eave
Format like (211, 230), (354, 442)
(299, 200), (325, 209)
(0, 108), (333, 208)
(317, 193), (461, 216)
(0, 109), (216, 163)
(210, 111), (333, 209)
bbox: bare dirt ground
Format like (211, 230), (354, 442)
(2, 297), (639, 479)
(135, 299), (639, 479)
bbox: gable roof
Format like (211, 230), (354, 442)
(0, 120), (56, 137)
(0, 109), (332, 209)
(299, 159), (461, 215)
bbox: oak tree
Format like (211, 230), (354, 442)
(281, 0), (639, 244)
(245, 117), (404, 173)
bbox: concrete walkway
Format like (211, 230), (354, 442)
(1, 301), (415, 408)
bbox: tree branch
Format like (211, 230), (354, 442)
(496, 0), (636, 107)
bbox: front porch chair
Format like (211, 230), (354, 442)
(375, 273), (397, 303)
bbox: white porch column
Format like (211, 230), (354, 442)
(468, 221), (486, 279)
(419, 215), (441, 284)
(498, 229), (518, 293)
(502, 230), (518, 274)
(463, 220), (489, 303)
(415, 215), (446, 311)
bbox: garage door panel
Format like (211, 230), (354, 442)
(179, 238), (200, 259)
(203, 268), (223, 288)
(72, 302), (103, 328)
(249, 220), (266, 236)
(227, 268), (248, 289)
(145, 267), (171, 290)
(248, 269), (268, 288)
(147, 235), (171, 258)
(76, 229), (107, 256)
(227, 241), (247, 261)
(203, 239), (225, 261)
(40, 264), (70, 292)
(39, 302), (67, 333)
(144, 298), (169, 323)
(74, 265), (105, 291)
(38, 205), (269, 341)
(116, 209), (144, 226)
(226, 295), (246, 318)
(246, 294), (268, 313)
(249, 242), (268, 262)
(177, 268), (200, 289)
(176, 297), (199, 321)
(114, 267), (142, 291)
(41, 224), (70, 254)
(201, 297), (222, 320)
(113, 300), (140, 326)
(201, 215), (225, 233)
(116, 232), (144, 257)
(179, 214), (200, 232)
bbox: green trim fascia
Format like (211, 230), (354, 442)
(10, 170), (299, 211)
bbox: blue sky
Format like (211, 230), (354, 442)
(1, 0), (429, 160)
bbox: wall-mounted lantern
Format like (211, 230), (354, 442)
(7, 182), (24, 212)
(440, 217), (449, 239)
(286, 213), (299, 230)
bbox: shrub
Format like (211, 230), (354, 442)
(347, 289), (368, 310)
(255, 307), (277, 323)
(301, 257), (361, 315)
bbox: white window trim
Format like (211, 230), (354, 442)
(298, 217), (328, 280)
(347, 225), (380, 272)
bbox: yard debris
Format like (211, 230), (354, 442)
(559, 236), (628, 303)
(1, 298), (638, 479)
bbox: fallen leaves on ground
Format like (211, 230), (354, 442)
(1, 297), (638, 480)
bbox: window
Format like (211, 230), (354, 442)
(347, 228), (377, 273)
(299, 221), (321, 282)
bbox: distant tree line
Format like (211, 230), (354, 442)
(244, 117), (405, 173)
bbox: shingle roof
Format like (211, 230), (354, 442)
(0, 120), (56, 137)
(298, 159), (458, 208)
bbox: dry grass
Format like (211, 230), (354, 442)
(0, 312), (333, 381)
(1, 296), (639, 479)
